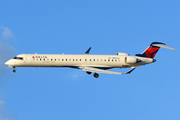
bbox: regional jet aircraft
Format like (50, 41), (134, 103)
(5, 42), (175, 78)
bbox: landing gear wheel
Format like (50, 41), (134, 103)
(86, 71), (92, 75)
(93, 73), (99, 78)
(13, 66), (16, 73)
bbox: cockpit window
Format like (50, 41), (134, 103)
(13, 57), (23, 60)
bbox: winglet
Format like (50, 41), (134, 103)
(126, 68), (135, 74)
(84, 47), (91, 54)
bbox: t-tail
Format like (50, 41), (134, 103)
(136, 42), (175, 58)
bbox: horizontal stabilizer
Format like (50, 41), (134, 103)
(151, 43), (176, 50)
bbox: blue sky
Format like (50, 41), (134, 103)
(0, 0), (179, 120)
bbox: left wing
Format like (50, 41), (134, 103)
(81, 67), (135, 75)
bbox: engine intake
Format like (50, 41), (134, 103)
(116, 53), (129, 56)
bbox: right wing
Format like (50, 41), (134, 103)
(84, 47), (91, 54)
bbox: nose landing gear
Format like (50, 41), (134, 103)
(13, 66), (16, 73)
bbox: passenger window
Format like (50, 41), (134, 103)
(51, 59), (53, 61)
(44, 59), (45, 61)
(66, 59), (67, 61)
(62, 59), (64, 61)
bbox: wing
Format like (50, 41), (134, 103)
(84, 47), (91, 54)
(81, 67), (135, 75)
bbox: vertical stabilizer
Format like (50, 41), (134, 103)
(136, 42), (175, 58)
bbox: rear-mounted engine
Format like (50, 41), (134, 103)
(125, 56), (142, 64)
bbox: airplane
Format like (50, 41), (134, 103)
(5, 42), (175, 78)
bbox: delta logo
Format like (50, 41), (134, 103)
(32, 56), (47, 59)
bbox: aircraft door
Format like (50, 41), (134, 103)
(26, 55), (32, 64)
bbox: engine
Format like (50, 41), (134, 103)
(125, 56), (141, 64)
(116, 53), (129, 56)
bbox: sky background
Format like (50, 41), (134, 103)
(0, 0), (179, 120)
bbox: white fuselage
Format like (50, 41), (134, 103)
(5, 54), (155, 69)
(5, 42), (174, 78)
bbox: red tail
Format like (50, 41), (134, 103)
(136, 42), (163, 58)
(136, 42), (175, 58)
(142, 46), (160, 58)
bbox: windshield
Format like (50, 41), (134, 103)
(13, 57), (23, 60)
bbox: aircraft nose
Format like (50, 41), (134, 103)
(5, 61), (10, 65)
(5, 60), (13, 67)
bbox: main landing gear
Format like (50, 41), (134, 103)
(13, 66), (16, 73)
(86, 71), (92, 75)
(93, 73), (99, 78)
(86, 71), (99, 78)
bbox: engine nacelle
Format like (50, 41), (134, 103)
(116, 53), (129, 56)
(125, 56), (141, 64)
